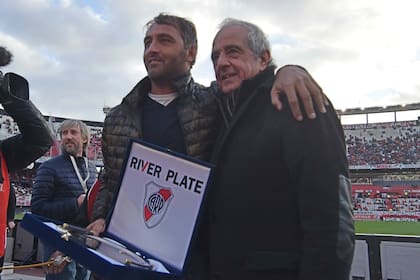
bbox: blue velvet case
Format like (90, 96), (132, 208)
(21, 139), (214, 279)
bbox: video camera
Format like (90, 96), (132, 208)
(0, 46), (29, 101)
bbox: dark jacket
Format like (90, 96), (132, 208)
(1, 97), (53, 221)
(203, 67), (355, 280)
(1, 100), (53, 172)
(91, 73), (220, 221)
(31, 152), (97, 226)
(0, 94), (53, 265)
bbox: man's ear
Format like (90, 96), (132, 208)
(259, 50), (271, 69)
(186, 45), (198, 67)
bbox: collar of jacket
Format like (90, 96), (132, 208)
(61, 150), (86, 161)
(121, 72), (193, 111)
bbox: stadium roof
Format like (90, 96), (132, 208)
(336, 102), (420, 116)
(0, 102), (419, 123)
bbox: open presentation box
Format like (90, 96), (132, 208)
(21, 139), (213, 279)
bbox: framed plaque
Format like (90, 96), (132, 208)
(22, 139), (213, 279)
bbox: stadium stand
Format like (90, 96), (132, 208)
(0, 106), (418, 211)
(353, 185), (420, 221)
(0, 103), (418, 280)
(345, 120), (419, 168)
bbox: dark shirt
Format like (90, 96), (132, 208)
(142, 96), (186, 154)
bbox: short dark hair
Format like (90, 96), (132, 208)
(146, 13), (198, 66)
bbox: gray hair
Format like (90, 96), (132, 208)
(216, 18), (273, 66)
(59, 119), (90, 154)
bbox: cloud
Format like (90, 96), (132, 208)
(0, 0), (418, 121)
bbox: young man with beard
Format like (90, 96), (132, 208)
(203, 19), (355, 280)
(31, 120), (98, 280)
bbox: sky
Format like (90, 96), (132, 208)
(0, 0), (419, 122)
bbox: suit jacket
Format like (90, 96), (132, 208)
(204, 67), (355, 280)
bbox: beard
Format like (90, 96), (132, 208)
(147, 63), (187, 82)
(144, 52), (190, 83)
(61, 141), (82, 157)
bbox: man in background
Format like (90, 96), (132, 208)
(32, 119), (97, 280)
(201, 18), (355, 280)
(0, 46), (52, 278)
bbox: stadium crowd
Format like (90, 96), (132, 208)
(353, 185), (420, 221)
(1, 111), (419, 219)
(0, 114), (19, 138)
(345, 120), (419, 166)
(2, 111), (418, 168)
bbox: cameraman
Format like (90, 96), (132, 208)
(0, 46), (53, 278)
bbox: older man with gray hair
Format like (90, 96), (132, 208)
(198, 18), (355, 280)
